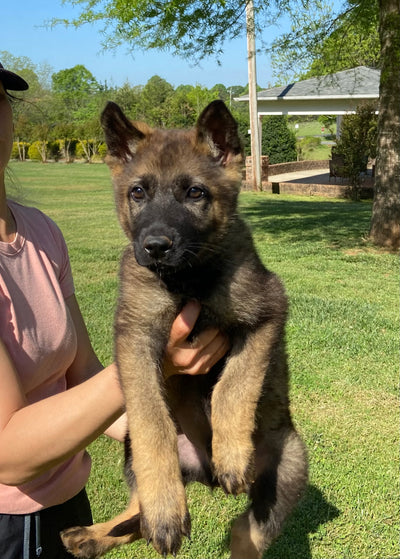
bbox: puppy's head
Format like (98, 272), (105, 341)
(101, 100), (243, 272)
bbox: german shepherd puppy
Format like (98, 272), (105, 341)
(61, 100), (308, 559)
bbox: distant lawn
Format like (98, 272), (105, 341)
(300, 143), (331, 161)
(9, 162), (398, 558)
(289, 119), (337, 138)
(289, 119), (336, 161)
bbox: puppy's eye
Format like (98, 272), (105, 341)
(186, 186), (207, 200)
(130, 186), (145, 201)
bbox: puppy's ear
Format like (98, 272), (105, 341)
(196, 100), (243, 165)
(101, 101), (145, 161)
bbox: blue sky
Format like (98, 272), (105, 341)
(3, 0), (342, 89)
(2, 0), (291, 88)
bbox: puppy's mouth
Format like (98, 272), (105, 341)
(134, 235), (194, 272)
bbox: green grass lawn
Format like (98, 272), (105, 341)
(9, 162), (398, 558)
(289, 119), (336, 160)
(289, 120), (337, 138)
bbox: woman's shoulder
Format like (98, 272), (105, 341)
(7, 201), (73, 293)
(9, 200), (64, 241)
(9, 199), (55, 225)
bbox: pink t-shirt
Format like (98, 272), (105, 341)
(0, 200), (91, 514)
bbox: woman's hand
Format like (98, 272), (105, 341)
(163, 301), (229, 379)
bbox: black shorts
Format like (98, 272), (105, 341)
(0, 488), (93, 559)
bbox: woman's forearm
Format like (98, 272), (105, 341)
(0, 364), (124, 486)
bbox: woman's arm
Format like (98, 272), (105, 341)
(0, 336), (124, 486)
(0, 296), (229, 485)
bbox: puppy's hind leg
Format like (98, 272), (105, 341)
(230, 429), (308, 559)
(61, 494), (141, 559)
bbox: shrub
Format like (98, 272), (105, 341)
(98, 142), (108, 160)
(58, 139), (78, 162)
(335, 102), (378, 199)
(296, 136), (322, 161)
(47, 141), (62, 162)
(11, 142), (30, 160)
(28, 141), (48, 163)
(76, 139), (102, 162)
(75, 141), (89, 161)
(261, 116), (297, 164)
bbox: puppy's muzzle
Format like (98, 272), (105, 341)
(144, 235), (173, 260)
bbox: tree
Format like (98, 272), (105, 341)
(369, 0), (400, 249)
(335, 103), (378, 200)
(52, 65), (102, 119)
(111, 81), (143, 118)
(140, 75), (175, 126)
(185, 85), (219, 119)
(270, 0), (380, 82)
(261, 116), (297, 164)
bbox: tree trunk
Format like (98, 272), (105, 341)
(369, 0), (400, 250)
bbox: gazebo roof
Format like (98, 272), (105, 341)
(236, 66), (380, 115)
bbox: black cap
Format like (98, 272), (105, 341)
(0, 63), (29, 91)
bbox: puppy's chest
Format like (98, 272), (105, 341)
(169, 265), (261, 333)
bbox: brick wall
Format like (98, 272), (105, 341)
(245, 156), (329, 186)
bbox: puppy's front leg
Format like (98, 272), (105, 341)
(116, 326), (190, 557)
(211, 320), (284, 495)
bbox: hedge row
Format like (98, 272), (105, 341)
(11, 140), (108, 162)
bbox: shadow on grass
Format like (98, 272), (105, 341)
(239, 196), (372, 249)
(263, 484), (340, 559)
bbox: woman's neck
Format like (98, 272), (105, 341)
(0, 181), (17, 243)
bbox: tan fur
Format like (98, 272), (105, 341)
(61, 496), (141, 558)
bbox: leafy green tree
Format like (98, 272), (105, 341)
(110, 81), (143, 118)
(211, 83), (229, 104)
(271, 0), (380, 82)
(185, 85), (219, 120)
(0, 51), (49, 96)
(167, 85), (197, 128)
(335, 103), (378, 199)
(139, 75), (175, 126)
(50, 64), (110, 160)
(261, 116), (297, 164)
(53, 122), (77, 162)
(52, 65), (102, 120)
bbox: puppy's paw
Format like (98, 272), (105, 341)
(60, 526), (100, 559)
(216, 470), (250, 496)
(140, 487), (191, 557)
(212, 444), (255, 496)
(141, 508), (191, 557)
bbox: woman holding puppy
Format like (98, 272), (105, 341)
(0, 63), (228, 558)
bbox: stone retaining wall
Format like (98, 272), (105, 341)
(268, 159), (330, 176)
(242, 179), (373, 199)
(242, 156), (373, 198)
(263, 181), (348, 198)
(244, 156), (329, 185)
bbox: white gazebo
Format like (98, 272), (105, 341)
(236, 66), (380, 118)
(235, 66), (380, 187)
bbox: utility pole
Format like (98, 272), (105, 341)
(246, 0), (262, 190)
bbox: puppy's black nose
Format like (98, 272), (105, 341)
(143, 235), (173, 259)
